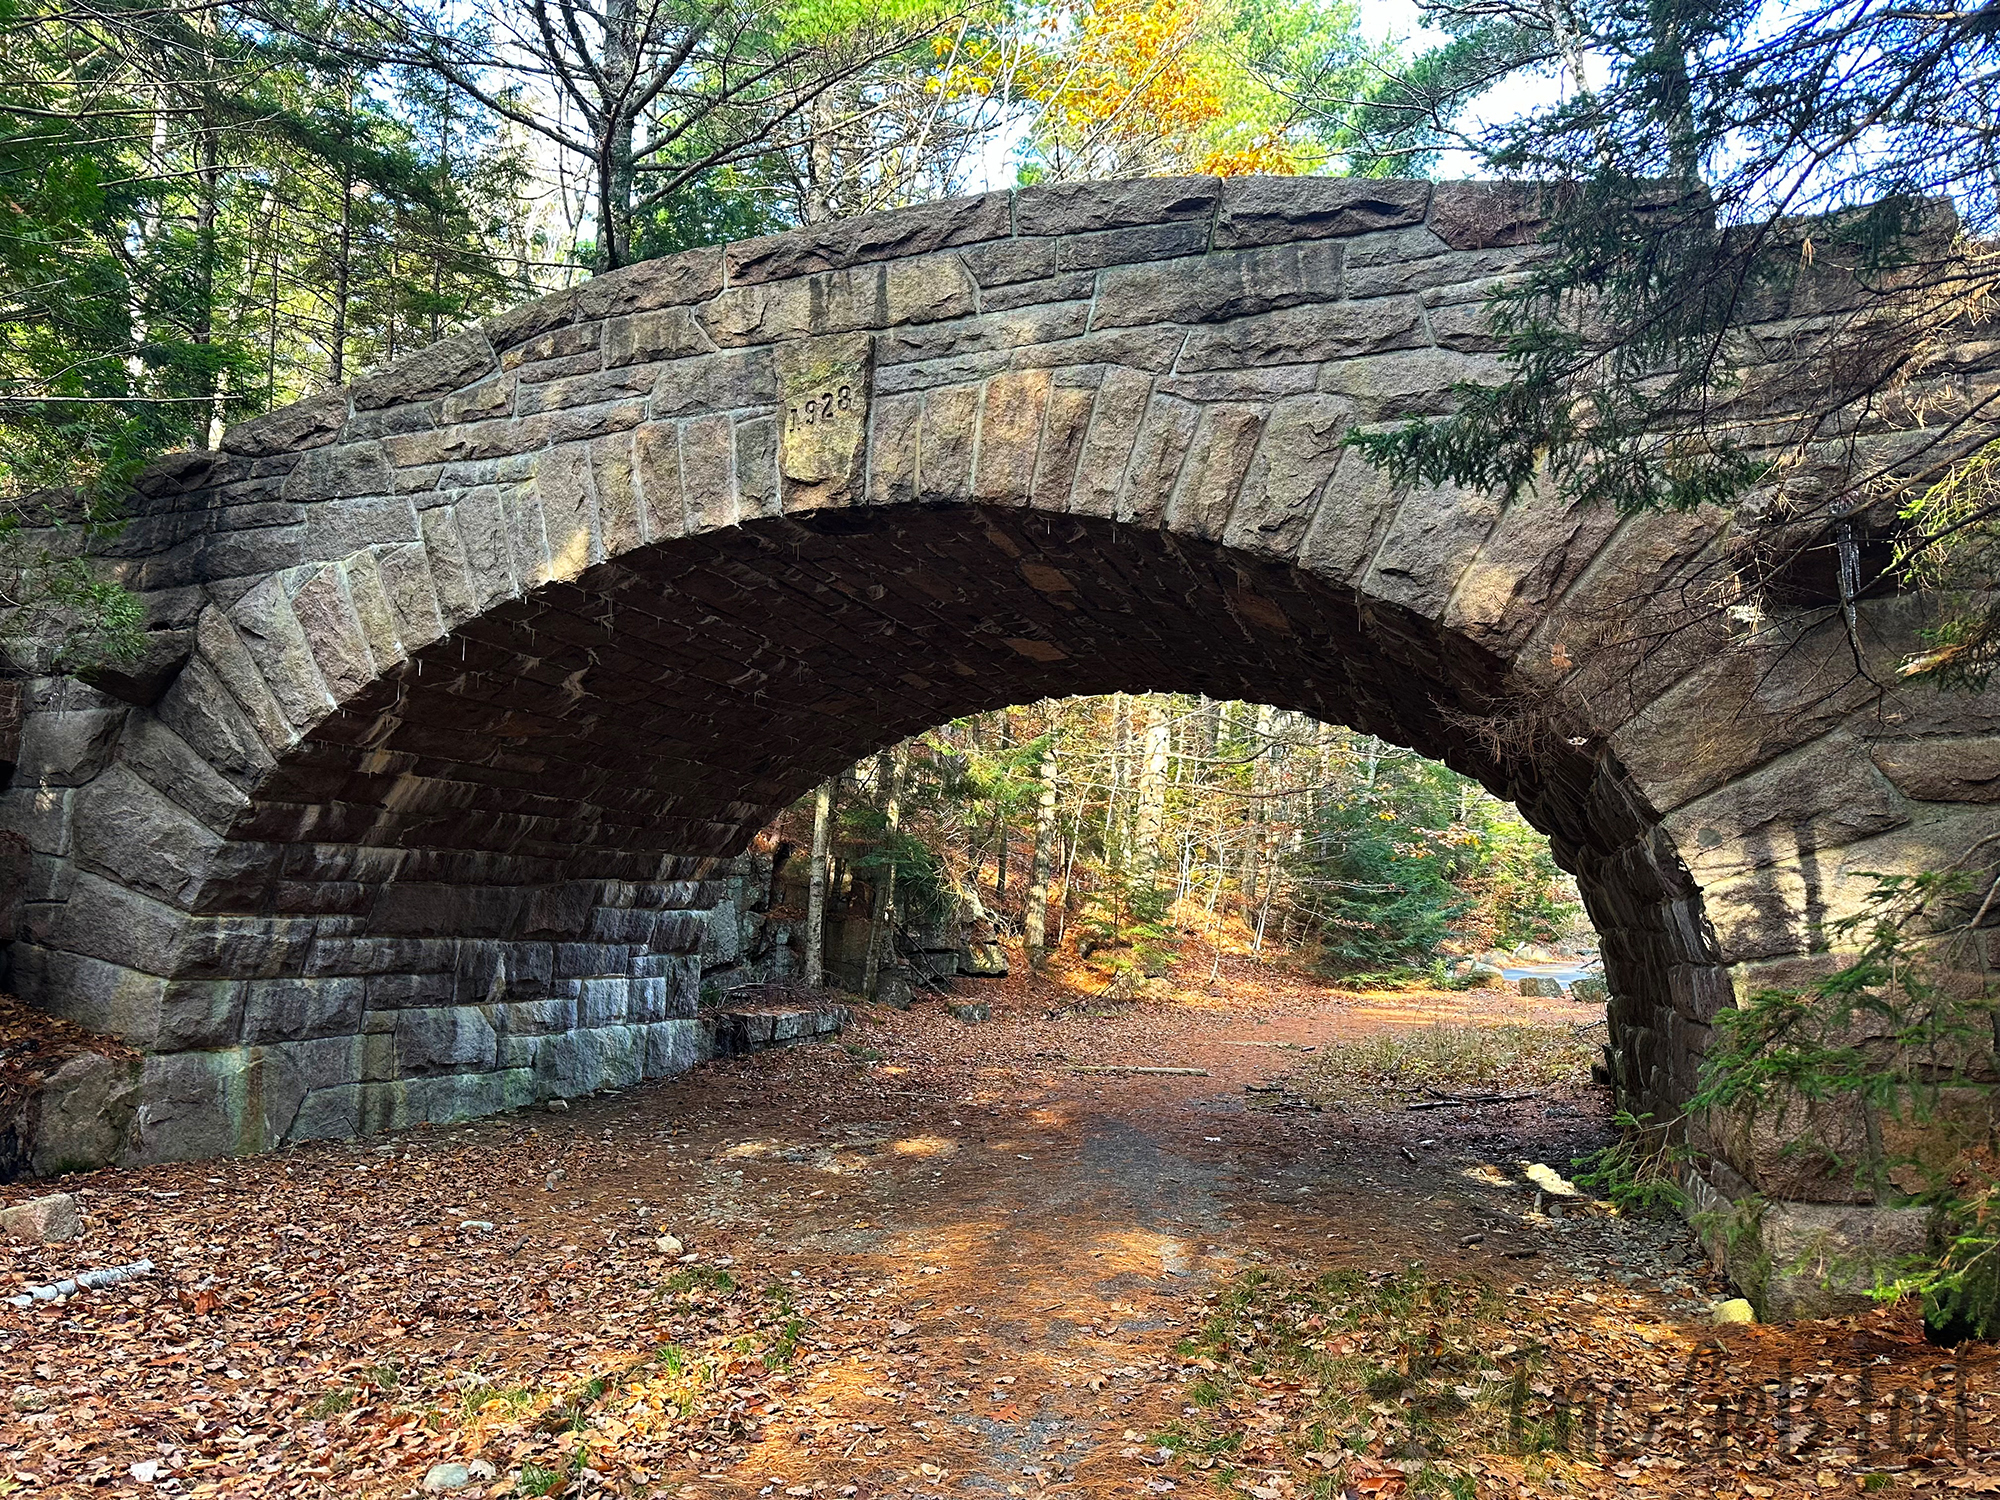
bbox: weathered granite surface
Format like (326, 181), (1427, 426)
(0, 177), (1996, 1253)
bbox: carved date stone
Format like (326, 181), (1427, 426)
(778, 333), (874, 508)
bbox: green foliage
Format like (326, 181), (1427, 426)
(1336, 961), (1481, 992)
(625, 165), (791, 262)
(0, 0), (536, 677)
(1893, 446), (2000, 690)
(457, 1381), (538, 1420)
(306, 1387), (356, 1418)
(842, 799), (956, 928)
(1569, 1111), (1689, 1218)
(1686, 870), (2000, 1334)
(515, 1458), (571, 1496)
(1456, 797), (1584, 950)
(0, 521), (147, 673)
(761, 1283), (806, 1368)
(1340, 0), (1999, 532)
(664, 1265), (738, 1295)
(1298, 757), (1472, 971)
(1335, 2), (1560, 178)
(1289, 751), (1574, 973)
(1002, 0), (1391, 180)
(799, 701), (1579, 986)
(1689, 872), (1995, 1130)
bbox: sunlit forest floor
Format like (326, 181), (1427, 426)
(1, 943), (1991, 1498)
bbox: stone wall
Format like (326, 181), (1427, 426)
(0, 174), (1995, 1298)
(0, 819), (836, 1175)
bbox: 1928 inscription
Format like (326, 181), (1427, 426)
(786, 383), (858, 432)
(777, 333), (874, 504)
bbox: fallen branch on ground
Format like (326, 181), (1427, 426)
(1069, 1065), (1209, 1076)
(1405, 1092), (1536, 1110)
(6, 1258), (155, 1307)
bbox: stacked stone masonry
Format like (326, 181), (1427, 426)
(1, 177), (1996, 1285)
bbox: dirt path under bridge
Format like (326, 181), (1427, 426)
(1, 957), (1992, 1499)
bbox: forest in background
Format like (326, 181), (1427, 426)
(769, 692), (1583, 992)
(0, 0), (1409, 518)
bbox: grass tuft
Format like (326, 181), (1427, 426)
(1291, 1022), (1594, 1110)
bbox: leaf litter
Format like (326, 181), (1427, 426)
(0, 949), (1993, 1498)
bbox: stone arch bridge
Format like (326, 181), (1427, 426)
(3, 177), (1996, 1292)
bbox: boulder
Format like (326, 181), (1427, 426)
(2, 1192), (80, 1243)
(1518, 977), (1566, 998)
(948, 1002), (990, 1023)
(19, 1051), (143, 1177)
(1570, 976), (1609, 1005)
(874, 972), (916, 1010)
(960, 942), (1009, 977)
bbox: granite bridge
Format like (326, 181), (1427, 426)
(3, 175), (1997, 1307)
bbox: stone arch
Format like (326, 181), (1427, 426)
(3, 177), (1996, 1236)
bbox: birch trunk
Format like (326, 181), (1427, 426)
(804, 777), (835, 988)
(1135, 704), (1170, 887)
(1024, 737), (1059, 963)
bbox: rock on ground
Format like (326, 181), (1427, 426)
(1, 1193), (79, 1243)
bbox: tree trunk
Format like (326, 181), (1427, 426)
(192, 108), (221, 443)
(1241, 704), (1274, 918)
(1024, 737), (1059, 963)
(804, 91), (837, 224)
(1104, 692), (1131, 873)
(994, 708), (1013, 897)
(1135, 704), (1170, 887)
(127, 109), (169, 392)
(430, 100), (450, 345)
(329, 151), (354, 386)
(596, 0), (640, 269)
(860, 745), (907, 998)
(804, 777), (835, 988)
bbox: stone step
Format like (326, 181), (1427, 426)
(705, 1005), (849, 1057)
